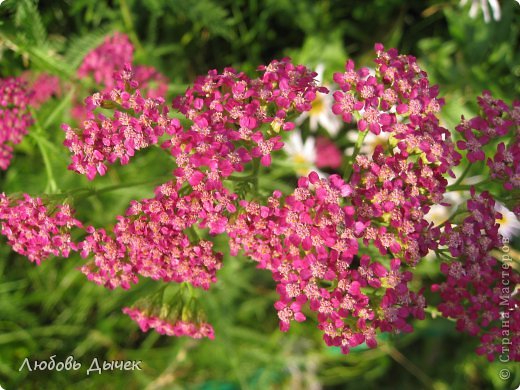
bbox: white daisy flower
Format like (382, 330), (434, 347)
(283, 130), (325, 177)
(460, 0), (501, 23)
(495, 202), (520, 239)
(296, 64), (342, 137)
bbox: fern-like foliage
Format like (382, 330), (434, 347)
(0, 0), (73, 76)
(64, 29), (112, 70)
(14, 0), (47, 46)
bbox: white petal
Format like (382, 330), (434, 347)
(488, 0), (501, 20)
(315, 64), (325, 83)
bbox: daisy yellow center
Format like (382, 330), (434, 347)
(310, 95), (325, 116)
(293, 153), (311, 176)
(294, 154), (308, 165)
(496, 215), (508, 225)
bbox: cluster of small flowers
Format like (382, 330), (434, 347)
(78, 33), (169, 95)
(66, 30), (325, 188)
(432, 190), (520, 361)
(77, 32), (134, 89)
(78, 226), (136, 290)
(0, 193), (82, 264)
(63, 54), (325, 336)
(80, 181), (226, 290)
(456, 91), (519, 190)
(122, 307), (215, 339)
(0, 77), (34, 170)
(331, 44), (462, 268)
(73, 33), (169, 122)
(228, 172), (426, 353)
(3, 35), (517, 353)
(226, 44), (469, 353)
(168, 58), (325, 191)
(63, 64), (178, 180)
(334, 43), (459, 172)
(22, 72), (62, 108)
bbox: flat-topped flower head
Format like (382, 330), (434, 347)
(433, 191), (520, 361)
(122, 285), (215, 339)
(64, 65), (179, 180)
(0, 194), (82, 264)
(123, 307), (215, 339)
(0, 77), (34, 170)
(78, 32), (134, 88)
(79, 181), (227, 290)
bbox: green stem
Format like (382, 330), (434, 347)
(29, 109), (58, 194)
(343, 130), (368, 181)
(43, 87), (76, 130)
(34, 135), (58, 193)
(64, 175), (172, 200)
(186, 226), (201, 243)
(251, 158), (260, 193)
(149, 284), (168, 306)
(183, 282), (195, 300)
(447, 178), (492, 192)
(434, 208), (468, 229)
(449, 162), (473, 189)
(380, 344), (434, 389)
(227, 158), (261, 193)
(434, 250), (453, 262)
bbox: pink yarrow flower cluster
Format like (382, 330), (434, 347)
(432, 190), (520, 362)
(228, 172), (426, 353)
(456, 91), (519, 190)
(169, 58), (325, 190)
(0, 77), (34, 170)
(21, 72), (61, 108)
(122, 307), (215, 339)
(3, 39), (517, 354)
(0, 194), (82, 264)
(63, 65), (179, 180)
(80, 181), (226, 290)
(77, 32), (169, 95)
(226, 44), (467, 353)
(331, 44), (461, 266)
(72, 33), (169, 122)
(77, 32), (134, 89)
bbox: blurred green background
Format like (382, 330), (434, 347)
(0, 0), (519, 389)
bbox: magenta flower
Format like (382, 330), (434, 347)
(21, 72), (61, 107)
(123, 307), (215, 339)
(3, 42), (516, 360)
(0, 77), (34, 170)
(78, 32), (134, 89)
(0, 194), (82, 264)
(433, 191), (520, 362)
(456, 91), (519, 188)
(64, 65), (179, 180)
(227, 172), (427, 352)
(316, 136), (342, 169)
